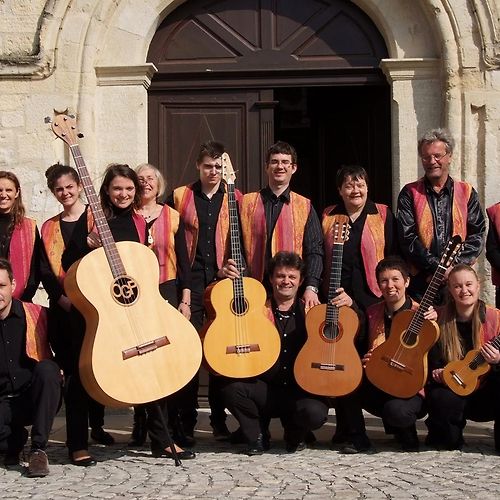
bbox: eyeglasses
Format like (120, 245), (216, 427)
(421, 152), (449, 163)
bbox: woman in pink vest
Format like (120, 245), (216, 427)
(486, 202), (500, 308)
(0, 171), (40, 301)
(132, 163), (195, 450)
(426, 264), (500, 451)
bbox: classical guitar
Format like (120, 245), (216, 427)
(48, 113), (202, 407)
(202, 153), (280, 378)
(365, 235), (463, 398)
(442, 334), (500, 396)
(294, 216), (362, 397)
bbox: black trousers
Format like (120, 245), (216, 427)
(145, 397), (172, 451)
(426, 373), (500, 449)
(362, 379), (426, 432)
(0, 360), (61, 452)
(221, 378), (329, 443)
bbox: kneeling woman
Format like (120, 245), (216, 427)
(426, 264), (500, 451)
(62, 163), (194, 460)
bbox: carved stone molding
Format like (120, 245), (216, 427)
(470, 0), (500, 69)
(379, 58), (440, 82)
(95, 64), (158, 89)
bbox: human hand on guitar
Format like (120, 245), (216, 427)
(362, 348), (373, 368)
(217, 258), (240, 280)
(431, 368), (445, 384)
(303, 288), (320, 309)
(480, 343), (500, 364)
(329, 288), (353, 308)
(423, 305), (437, 322)
(87, 230), (102, 249)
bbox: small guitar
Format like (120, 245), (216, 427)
(442, 334), (500, 396)
(294, 216), (362, 397)
(365, 235), (463, 398)
(48, 113), (202, 406)
(202, 153), (281, 378)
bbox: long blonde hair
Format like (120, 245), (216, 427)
(438, 264), (482, 363)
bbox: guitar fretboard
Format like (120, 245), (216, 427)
(69, 144), (126, 278)
(326, 242), (344, 326)
(469, 334), (500, 369)
(227, 181), (245, 307)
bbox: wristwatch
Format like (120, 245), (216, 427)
(305, 285), (319, 294)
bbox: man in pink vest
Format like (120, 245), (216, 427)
(397, 128), (485, 303)
(486, 202), (500, 308)
(0, 258), (61, 477)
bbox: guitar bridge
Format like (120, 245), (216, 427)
(450, 371), (465, 388)
(122, 336), (169, 360)
(311, 362), (345, 371)
(226, 344), (260, 355)
(381, 355), (413, 374)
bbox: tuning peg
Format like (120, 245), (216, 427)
(77, 133), (84, 138)
(44, 116), (52, 124)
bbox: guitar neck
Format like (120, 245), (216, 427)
(227, 182), (244, 295)
(406, 263), (446, 335)
(69, 144), (126, 277)
(326, 242), (343, 324)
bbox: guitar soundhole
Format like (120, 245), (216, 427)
(111, 275), (139, 306)
(231, 297), (249, 316)
(322, 322), (341, 341)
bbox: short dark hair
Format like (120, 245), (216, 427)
(265, 141), (297, 165)
(45, 163), (80, 192)
(375, 256), (410, 282)
(0, 257), (14, 282)
(196, 141), (225, 164)
(267, 251), (305, 278)
(336, 165), (369, 190)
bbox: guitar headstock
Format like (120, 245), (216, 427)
(46, 113), (80, 146)
(221, 153), (236, 185)
(333, 215), (350, 244)
(440, 235), (463, 268)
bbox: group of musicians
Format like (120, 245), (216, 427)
(0, 127), (499, 477)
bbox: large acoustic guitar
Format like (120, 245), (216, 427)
(48, 113), (202, 407)
(365, 235), (462, 398)
(442, 333), (500, 396)
(294, 216), (362, 397)
(202, 153), (280, 378)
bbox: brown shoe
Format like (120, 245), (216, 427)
(27, 449), (49, 478)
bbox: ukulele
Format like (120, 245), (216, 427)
(202, 153), (281, 378)
(48, 113), (202, 407)
(294, 216), (362, 397)
(442, 334), (500, 396)
(365, 235), (463, 398)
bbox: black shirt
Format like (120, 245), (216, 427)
(383, 296), (413, 339)
(261, 299), (307, 388)
(0, 299), (35, 397)
(259, 187), (323, 288)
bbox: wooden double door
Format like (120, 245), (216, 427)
(147, 0), (392, 210)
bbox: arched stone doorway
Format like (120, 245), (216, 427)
(146, 0), (391, 208)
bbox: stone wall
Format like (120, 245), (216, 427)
(0, 0), (499, 300)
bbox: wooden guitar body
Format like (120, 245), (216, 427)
(202, 277), (280, 378)
(365, 309), (439, 398)
(442, 350), (491, 397)
(294, 304), (362, 397)
(64, 241), (202, 407)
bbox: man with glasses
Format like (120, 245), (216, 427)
(239, 141), (323, 309)
(396, 128), (486, 303)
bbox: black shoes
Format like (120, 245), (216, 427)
(212, 422), (231, 441)
(151, 447), (196, 460)
(27, 449), (50, 478)
(395, 426), (419, 452)
(338, 434), (374, 454)
(243, 433), (271, 456)
(69, 451), (97, 467)
(285, 440), (306, 453)
(91, 427), (115, 446)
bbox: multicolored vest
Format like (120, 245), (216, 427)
(147, 205), (180, 283)
(322, 204), (388, 297)
(173, 184), (238, 269)
(240, 191), (311, 281)
(486, 203), (500, 286)
(406, 178), (472, 267)
(366, 299), (419, 349)
(41, 208), (94, 286)
(22, 301), (52, 361)
(481, 305), (500, 344)
(10, 218), (37, 300)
